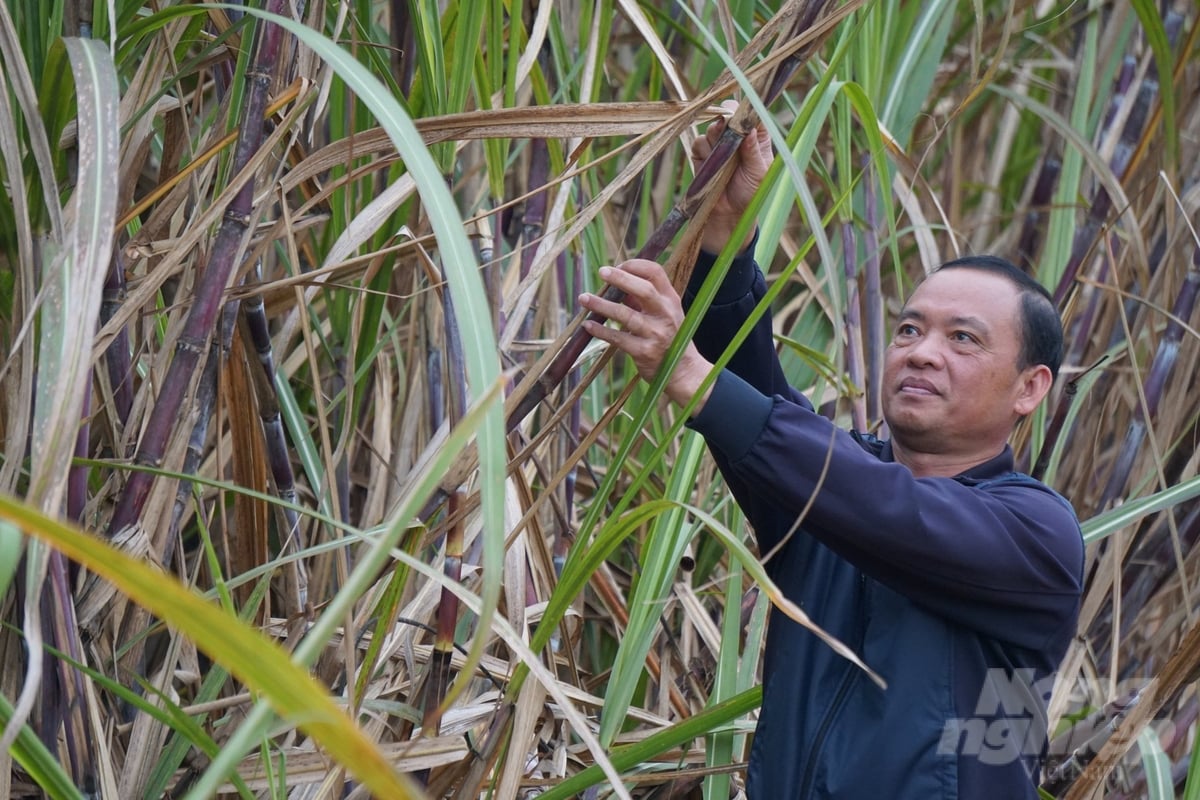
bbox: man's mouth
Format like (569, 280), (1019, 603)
(898, 378), (939, 396)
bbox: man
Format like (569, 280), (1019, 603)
(577, 117), (1084, 798)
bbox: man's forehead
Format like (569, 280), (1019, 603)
(903, 270), (1021, 327)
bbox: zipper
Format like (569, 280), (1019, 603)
(796, 573), (869, 799)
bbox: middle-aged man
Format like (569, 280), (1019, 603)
(577, 115), (1085, 798)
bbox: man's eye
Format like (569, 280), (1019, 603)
(897, 324), (918, 337)
(952, 331), (976, 344)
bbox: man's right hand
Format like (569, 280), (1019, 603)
(692, 100), (774, 255)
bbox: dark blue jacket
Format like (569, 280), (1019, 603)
(683, 246), (1084, 799)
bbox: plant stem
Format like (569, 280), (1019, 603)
(504, 0), (837, 432)
(108, 0), (291, 537)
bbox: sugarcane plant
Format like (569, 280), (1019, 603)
(2, 1), (1200, 799)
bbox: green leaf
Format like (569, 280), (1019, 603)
(0, 492), (424, 799)
(1137, 726), (1173, 800)
(600, 431), (707, 746)
(1082, 473), (1200, 544)
(0, 521), (21, 599)
(27, 38), (119, 511)
(0, 689), (82, 800)
(1129, 0), (1178, 169)
(536, 687), (762, 800)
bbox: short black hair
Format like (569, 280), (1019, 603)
(933, 255), (1064, 380)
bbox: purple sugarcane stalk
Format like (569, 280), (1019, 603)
(108, 0), (291, 537)
(557, 250), (581, 579)
(512, 137), (551, 352)
(162, 301), (239, 566)
(100, 242), (134, 427)
(1031, 33), (1165, 474)
(504, 0), (836, 433)
(841, 223), (867, 432)
(424, 264), (470, 734)
(1014, 157), (1060, 275)
(390, 0), (416, 97)
(1041, 688), (1143, 795)
(241, 266), (307, 612)
(41, 551), (93, 789)
(1096, 247), (1199, 508)
(1050, 25), (1165, 307)
(862, 162), (883, 428)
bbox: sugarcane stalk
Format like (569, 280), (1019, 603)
(503, 0), (837, 433)
(240, 263), (308, 613)
(1097, 247), (1198, 508)
(162, 302), (239, 566)
(1014, 157), (1060, 273)
(107, 0), (291, 538)
(41, 551), (93, 791)
(862, 161), (883, 428)
(1050, 19), (1166, 307)
(557, 250), (582, 580)
(423, 267), (470, 735)
(1030, 30), (1167, 474)
(390, 0), (416, 97)
(512, 136), (552, 352)
(1041, 688), (1143, 796)
(841, 223), (867, 432)
(100, 241), (134, 427)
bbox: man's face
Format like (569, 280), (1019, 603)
(882, 269), (1046, 458)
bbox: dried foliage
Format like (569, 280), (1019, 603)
(1, 1), (1199, 798)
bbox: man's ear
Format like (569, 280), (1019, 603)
(1014, 364), (1053, 416)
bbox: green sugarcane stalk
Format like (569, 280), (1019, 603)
(503, 0), (838, 433)
(107, 0), (292, 537)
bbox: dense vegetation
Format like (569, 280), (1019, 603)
(1, 0), (1198, 797)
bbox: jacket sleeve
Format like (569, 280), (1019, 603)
(683, 249), (1083, 651)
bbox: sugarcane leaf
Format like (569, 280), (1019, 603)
(1029, 2), (1099, 291)
(1137, 727), (1173, 800)
(1082, 474), (1200, 544)
(0, 0), (61, 238)
(1129, 0), (1178, 169)
(0, 690), (82, 800)
(878, 0), (955, 144)
(221, 0), (504, 693)
(600, 431), (707, 746)
(1183, 716), (1200, 800)
(0, 521), (21, 600)
(0, 492), (425, 800)
(27, 37), (117, 512)
(535, 687), (762, 800)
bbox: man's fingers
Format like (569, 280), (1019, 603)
(578, 289), (637, 331)
(614, 259), (673, 290)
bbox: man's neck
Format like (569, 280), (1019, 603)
(891, 440), (1006, 479)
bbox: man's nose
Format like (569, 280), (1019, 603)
(906, 335), (944, 368)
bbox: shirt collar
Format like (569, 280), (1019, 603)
(878, 440), (1015, 479)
